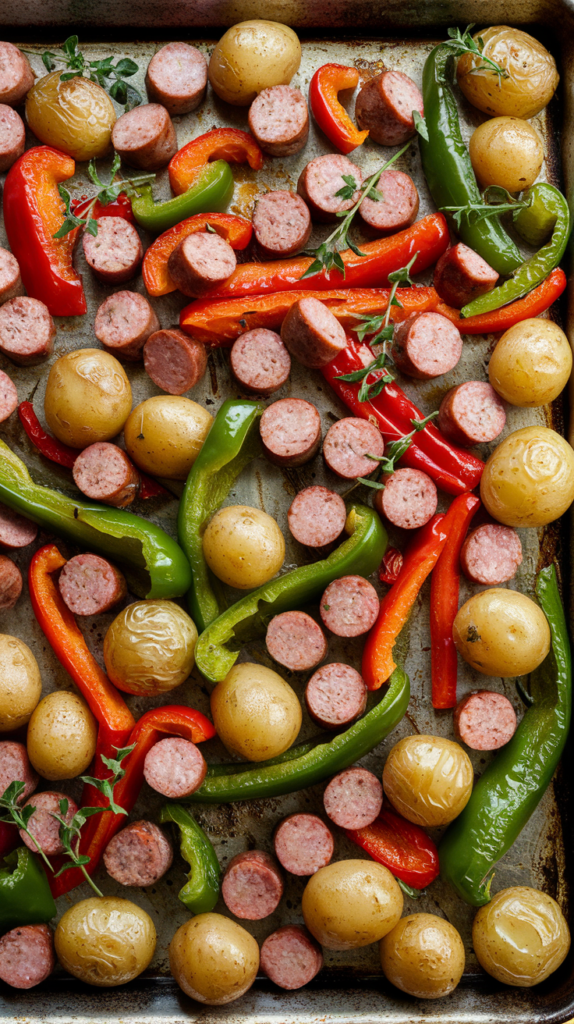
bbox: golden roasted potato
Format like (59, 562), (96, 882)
(104, 600), (198, 696)
(453, 588), (551, 677)
(44, 349), (132, 449)
(480, 426), (574, 527)
(302, 860), (403, 950)
(202, 505), (285, 589)
(457, 26), (559, 119)
(55, 897), (156, 986)
(208, 20), (301, 105)
(382, 735), (473, 827)
(26, 71), (116, 160)
(169, 913), (259, 1004)
(211, 662), (301, 761)
(124, 396), (213, 480)
(469, 117), (544, 192)
(0, 635), (42, 732)
(27, 690), (97, 780)
(380, 914), (466, 999)
(489, 319), (572, 407)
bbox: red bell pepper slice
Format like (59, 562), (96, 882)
(430, 493), (480, 709)
(73, 192), (136, 224)
(3, 146), (86, 317)
(143, 212), (253, 297)
(310, 64), (369, 154)
(436, 268), (566, 334)
(169, 128), (264, 196)
(379, 548), (404, 585)
(346, 805), (440, 889)
(0, 821), (19, 860)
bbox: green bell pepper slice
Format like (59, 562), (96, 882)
(0, 440), (192, 599)
(0, 847), (56, 932)
(160, 804), (220, 914)
(131, 161), (234, 232)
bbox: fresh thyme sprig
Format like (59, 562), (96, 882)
(54, 153), (155, 238)
(80, 743), (135, 816)
(22, 36), (142, 110)
(0, 781), (54, 872)
(445, 25), (508, 83)
(441, 185), (531, 229)
(357, 412), (439, 487)
(51, 800), (106, 897)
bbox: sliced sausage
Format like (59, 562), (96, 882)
(111, 102), (177, 171)
(0, 42), (34, 107)
(94, 290), (159, 362)
(260, 398), (322, 467)
(260, 925), (323, 990)
(266, 611), (327, 672)
(20, 791), (78, 856)
(0, 741), (39, 802)
(323, 767), (383, 830)
(375, 467), (438, 530)
(305, 663), (367, 729)
(461, 523), (523, 585)
(0, 368), (17, 422)
(281, 296), (347, 368)
(355, 70), (424, 146)
(0, 104), (25, 172)
(0, 502), (38, 550)
(143, 737), (207, 798)
(103, 819), (173, 886)
(297, 154), (363, 222)
(58, 553), (127, 616)
(143, 328), (208, 394)
(167, 231), (237, 298)
(438, 381), (506, 447)
(287, 486), (346, 548)
(221, 850), (283, 921)
(0, 247), (24, 305)
(391, 311), (462, 380)
(320, 575), (379, 637)
(434, 243), (499, 309)
(0, 924), (56, 990)
(83, 217), (143, 285)
(145, 42), (208, 115)
(323, 416), (384, 479)
(274, 814), (334, 876)
(0, 554), (22, 612)
(73, 443), (140, 508)
(454, 690), (517, 751)
(0, 296), (56, 366)
(359, 169), (419, 234)
(248, 85), (309, 157)
(252, 191), (311, 258)
(230, 328), (291, 396)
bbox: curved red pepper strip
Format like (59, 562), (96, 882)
(143, 211), (253, 298)
(436, 268), (567, 334)
(310, 63), (369, 154)
(73, 192), (136, 224)
(345, 805), (440, 889)
(379, 548), (404, 585)
(169, 128), (264, 196)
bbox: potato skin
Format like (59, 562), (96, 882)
(203, 504), (285, 589)
(0, 634), (42, 732)
(211, 662), (301, 761)
(480, 426), (574, 527)
(302, 860), (403, 950)
(124, 395), (213, 480)
(104, 600), (198, 696)
(488, 319), (572, 407)
(26, 71), (116, 160)
(27, 690), (97, 780)
(457, 26), (559, 119)
(380, 913), (465, 999)
(208, 20), (301, 106)
(44, 349), (132, 449)
(453, 588), (550, 678)
(55, 897), (156, 986)
(383, 735), (473, 827)
(469, 117), (543, 192)
(169, 913), (259, 1005)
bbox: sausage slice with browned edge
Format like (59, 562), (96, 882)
(454, 690), (517, 751)
(0, 555), (22, 612)
(0, 248), (24, 305)
(438, 382), (506, 447)
(103, 820), (173, 886)
(391, 311), (462, 380)
(0, 502), (38, 549)
(287, 486), (346, 548)
(0, 924), (56, 990)
(320, 574), (379, 637)
(274, 814), (334, 876)
(323, 416), (384, 479)
(143, 328), (208, 395)
(260, 398), (322, 467)
(359, 169), (419, 234)
(281, 297), (347, 368)
(58, 553), (128, 616)
(323, 767), (383, 829)
(222, 850), (284, 920)
(0, 741), (39, 801)
(167, 231), (237, 298)
(95, 291), (160, 361)
(375, 467), (438, 530)
(111, 103), (177, 171)
(0, 104), (25, 172)
(461, 523), (523, 585)
(252, 191), (311, 258)
(73, 444), (140, 508)
(266, 611), (327, 672)
(0, 42), (34, 107)
(248, 85), (309, 156)
(298, 153), (363, 222)
(230, 328), (291, 396)
(20, 792), (78, 856)
(143, 737), (207, 798)
(83, 217), (143, 285)
(355, 70), (424, 146)
(305, 663), (367, 729)
(145, 42), (208, 115)
(0, 296), (56, 366)
(434, 243), (499, 309)
(261, 925), (324, 990)
(0, 369), (17, 422)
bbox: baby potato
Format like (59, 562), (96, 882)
(0, 635), (42, 732)
(453, 588), (550, 677)
(380, 914), (465, 999)
(27, 690), (97, 780)
(473, 886), (570, 986)
(489, 319), (572, 407)
(44, 349), (132, 449)
(124, 396), (213, 480)
(211, 662), (302, 761)
(480, 426), (574, 527)
(169, 913), (259, 1005)
(104, 600), (198, 696)
(55, 897), (156, 986)
(26, 71), (116, 161)
(203, 505), (285, 589)
(302, 860), (403, 950)
(469, 117), (544, 192)
(457, 26), (559, 119)
(208, 20), (301, 106)
(383, 735), (473, 827)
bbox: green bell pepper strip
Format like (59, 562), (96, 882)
(131, 162), (234, 232)
(440, 564), (571, 907)
(419, 43), (522, 276)
(0, 847), (57, 933)
(195, 504), (388, 684)
(0, 440), (192, 599)
(461, 183), (571, 317)
(178, 399), (263, 632)
(159, 805), (220, 914)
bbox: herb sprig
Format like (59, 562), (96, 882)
(357, 411), (439, 486)
(54, 153), (155, 239)
(0, 782), (54, 871)
(445, 25), (508, 83)
(23, 36), (142, 110)
(80, 744), (135, 816)
(51, 801), (106, 896)
(441, 185), (531, 229)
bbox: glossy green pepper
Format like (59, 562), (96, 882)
(131, 162), (234, 232)
(0, 847), (56, 932)
(160, 804), (220, 914)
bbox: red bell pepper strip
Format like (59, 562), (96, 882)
(380, 548), (404, 585)
(169, 128), (264, 196)
(430, 493), (481, 709)
(73, 192), (136, 223)
(436, 268), (566, 334)
(3, 146), (86, 317)
(310, 64), (369, 154)
(143, 212), (253, 298)
(345, 805), (440, 889)
(0, 821), (19, 860)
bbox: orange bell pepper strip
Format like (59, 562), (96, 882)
(142, 212), (253, 297)
(436, 268), (567, 334)
(169, 127), (264, 195)
(310, 64), (369, 154)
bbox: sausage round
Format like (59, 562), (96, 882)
(0, 248), (24, 305)
(0, 740), (39, 802)
(252, 191), (311, 258)
(359, 169), (419, 233)
(143, 737), (207, 798)
(454, 690), (517, 751)
(0, 296), (56, 366)
(460, 523), (523, 585)
(94, 290), (160, 362)
(434, 243), (499, 309)
(143, 328), (208, 395)
(355, 70), (424, 146)
(298, 154), (363, 222)
(58, 553), (128, 616)
(274, 814), (334, 876)
(145, 42), (208, 115)
(0, 924), (56, 990)
(266, 611), (327, 672)
(248, 85), (309, 157)
(167, 231), (237, 298)
(230, 328), (291, 396)
(103, 819), (173, 886)
(20, 791), (78, 856)
(438, 381), (506, 447)
(0, 554), (22, 612)
(391, 311), (462, 380)
(260, 925), (323, 990)
(260, 398), (322, 467)
(73, 443), (140, 508)
(0, 103), (25, 172)
(281, 297), (347, 368)
(111, 102), (177, 171)
(305, 663), (367, 729)
(0, 502), (38, 549)
(287, 486), (346, 548)
(83, 217), (143, 285)
(323, 767), (383, 830)
(374, 467), (438, 530)
(221, 850), (284, 920)
(0, 369), (17, 423)
(319, 575), (379, 637)
(0, 42), (34, 107)
(323, 416), (384, 479)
